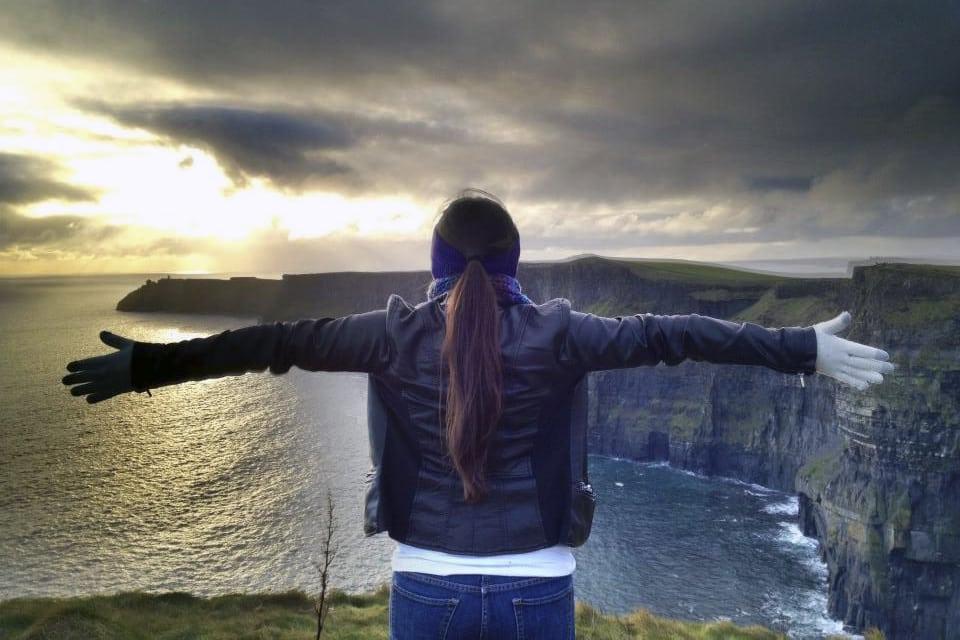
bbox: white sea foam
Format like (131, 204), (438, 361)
(776, 522), (819, 551)
(669, 465), (704, 478)
(743, 483), (778, 495)
(797, 590), (857, 639)
(614, 481), (624, 487)
(761, 586), (858, 639)
(764, 496), (800, 516)
(604, 457), (786, 499)
(639, 460), (672, 469)
(802, 553), (829, 579)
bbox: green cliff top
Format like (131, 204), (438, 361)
(618, 259), (789, 285)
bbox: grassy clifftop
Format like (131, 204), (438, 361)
(0, 586), (873, 640)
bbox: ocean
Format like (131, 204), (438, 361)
(0, 274), (853, 638)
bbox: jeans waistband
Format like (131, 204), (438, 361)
(394, 570), (572, 594)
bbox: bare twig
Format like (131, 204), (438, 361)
(314, 487), (339, 639)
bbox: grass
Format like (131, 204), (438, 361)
(884, 295), (960, 328)
(0, 586), (883, 640)
(797, 448), (843, 493)
(611, 258), (787, 285)
(0, 589), (384, 640)
(728, 289), (837, 327)
(583, 298), (644, 318)
(575, 601), (784, 639)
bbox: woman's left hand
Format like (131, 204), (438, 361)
(62, 330), (136, 403)
(812, 311), (896, 391)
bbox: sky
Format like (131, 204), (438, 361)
(0, 1), (958, 277)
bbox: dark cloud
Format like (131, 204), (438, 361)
(0, 153), (98, 205)
(0, 1), (458, 92)
(0, 1), (957, 247)
(0, 206), (119, 250)
(76, 101), (359, 191)
(74, 99), (476, 193)
(745, 176), (814, 193)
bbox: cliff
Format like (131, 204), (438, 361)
(795, 264), (960, 639)
(116, 257), (960, 639)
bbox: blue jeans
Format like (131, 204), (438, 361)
(389, 571), (575, 640)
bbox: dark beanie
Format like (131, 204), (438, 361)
(430, 196), (521, 279)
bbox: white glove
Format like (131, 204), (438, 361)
(812, 311), (895, 391)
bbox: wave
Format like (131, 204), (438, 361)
(594, 455), (787, 500)
(763, 496), (800, 516)
(761, 591), (858, 640)
(638, 460), (672, 469)
(776, 522), (819, 551)
(722, 477), (779, 495)
(758, 573), (857, 640)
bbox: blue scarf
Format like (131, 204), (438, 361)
(426, 272), (534, 306)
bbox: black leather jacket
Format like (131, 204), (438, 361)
(130, 292), (818, 555)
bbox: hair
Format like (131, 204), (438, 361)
(437, 189), (513, 504)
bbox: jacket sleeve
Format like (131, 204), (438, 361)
(129, 309), (393, 392)
(558, 305), (818, 376)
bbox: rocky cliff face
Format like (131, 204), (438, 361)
(117, 257), (960, 638)
(586, 359), (842, 491)
(795, 264), (960, 639)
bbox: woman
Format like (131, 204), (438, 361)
(62, 188), (894, 639)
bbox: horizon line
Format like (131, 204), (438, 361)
(1, 253), (958, 280)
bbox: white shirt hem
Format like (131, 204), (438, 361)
(390, 541), (576, 577)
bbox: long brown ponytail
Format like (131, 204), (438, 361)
(441, 256), (503, 504)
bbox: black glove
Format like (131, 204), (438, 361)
(62, 330), (142, 404)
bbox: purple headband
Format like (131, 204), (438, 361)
(430, 227), (521, 280)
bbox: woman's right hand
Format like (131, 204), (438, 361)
(62, 330), (136, 403)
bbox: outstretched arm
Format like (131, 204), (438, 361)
(559, 305), (893, 390)
(62, 310), (393, 404)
